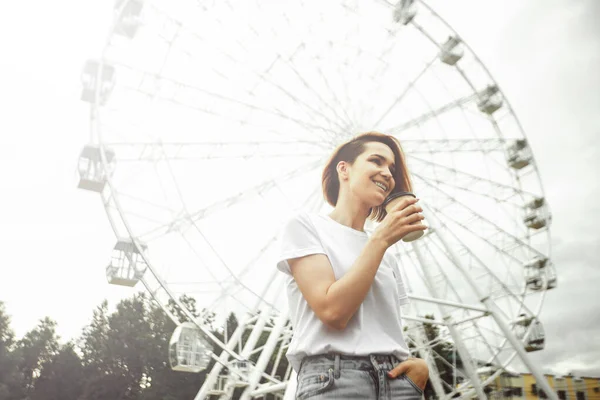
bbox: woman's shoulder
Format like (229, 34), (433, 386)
(280, 210), (323, 235)
(283, 210), (324, 226)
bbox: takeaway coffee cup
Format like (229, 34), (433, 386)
(383, 191), (425, 242)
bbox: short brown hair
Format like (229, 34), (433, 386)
(322, 132), (413, 222)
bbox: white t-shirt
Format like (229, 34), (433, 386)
(276, 211), (411, 372)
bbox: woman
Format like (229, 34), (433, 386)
(276, 132), (429, 399)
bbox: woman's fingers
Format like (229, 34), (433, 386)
(387, 359), (430, 390)
(406, 212), (424, 223)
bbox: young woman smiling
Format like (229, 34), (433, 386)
(277, 132), (429, 399)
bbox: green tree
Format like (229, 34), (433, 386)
(12, 317), (60, 398)
(78, 293), (207, 400)
(79, 301), (111, 377)
(0, 301), (22, 400)
(31, 342), (84, 400)
(79, 293), (151, 399)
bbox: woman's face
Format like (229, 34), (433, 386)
(343, 141), (396, 206)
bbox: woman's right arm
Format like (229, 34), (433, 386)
(289, 197), (426, 330)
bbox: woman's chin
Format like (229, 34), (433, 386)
(370, 195), (386, 207)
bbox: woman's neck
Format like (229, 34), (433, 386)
(328, 197), (371, 232)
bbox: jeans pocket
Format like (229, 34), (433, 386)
(404, 374), (424, 395)
(296, 368), (335, 399)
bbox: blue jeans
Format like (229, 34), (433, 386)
(296, 354), (423, 399)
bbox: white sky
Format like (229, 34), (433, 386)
(0, 0), (598, 377)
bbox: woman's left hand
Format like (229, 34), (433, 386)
(387, 357), (429, 390)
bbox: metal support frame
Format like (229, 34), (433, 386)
(412, 242), (489, 399)
(421, 202), (558, 400)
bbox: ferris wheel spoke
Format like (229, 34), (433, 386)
(257, 53), (354, 134)
(417, 178), (546, 261)
(110, 190), (178, 216)
(371, 55), (438, 127)
(101, 140), (328, 162)
(314, 63), (358, 130)
(118, 14), (344, 142)
(147, 4), (354, 136)
(278, 53), (356, 134)
(109, 63), (343, 140)
(421, 233), (531, 322)
(410, 157), (531, 206)
(138, 159), (322, 240)
(171, 240), (282, 329)
(425, 204), (529, 288)
(408, 294), (487, 315)
(384, 89), (491, 134)
(421, 211), (526, 320)
(401, 138), (510, 153)
(204, 183), (323, 313)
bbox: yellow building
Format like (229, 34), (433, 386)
(480, 370), (600, 399)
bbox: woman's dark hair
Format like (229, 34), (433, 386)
(322, 131), (413, 222)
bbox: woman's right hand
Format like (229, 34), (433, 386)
(372, 197), (427, 248)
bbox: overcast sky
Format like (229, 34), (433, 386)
(0, 0), (598, 379)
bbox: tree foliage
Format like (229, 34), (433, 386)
(0, 295), (299, 400)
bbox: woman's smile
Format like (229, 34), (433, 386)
(373, 180), (388, 192)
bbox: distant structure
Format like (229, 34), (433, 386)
(478, 368), (600, 399)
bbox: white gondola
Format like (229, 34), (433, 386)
(169, 322), (212, 373)
(114, 0), (145, 39)
(393, 0), (417, 25)
(77, 145), (115, 193)
(524, 256), (557, 291)
(523, 196), (551, 230)
(506, 139), (532, 170)
(106, 239), (147, 287)
(439, 36), (464, 65)
(476, 85), (503, 114)
(81, 60), (116, 105)
(515, 315), (545, 352)
(209, 375), (228, 396)
(524, 256), (547, 291)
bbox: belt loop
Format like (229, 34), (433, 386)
(334, 354), (341, 378)
(369, 354), (380, 370)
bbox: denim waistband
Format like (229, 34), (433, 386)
(299, 353), (402, 379)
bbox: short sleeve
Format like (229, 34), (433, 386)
(276, 212), (326, 275)
(387, 254), (410, 306)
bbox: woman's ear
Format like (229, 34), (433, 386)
(336, 161), (349, 181)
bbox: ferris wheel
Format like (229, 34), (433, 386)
(77, 0), (559, 399)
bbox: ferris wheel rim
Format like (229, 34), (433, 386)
(84, 0), (556, 396)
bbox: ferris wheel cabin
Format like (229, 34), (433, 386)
(77, 145), (115, 193)
(169, 322), (212, 373)
(114, 0), (145, 39)
(506, 139), (533, 170)
(515, 315), (546, 352)
(476, 85), (503, 115)
(81, 60), (116, 106)
(524, 256), (558, 291)
(106, 239), (147, 287)
(523, 197), (551, 230)
(439, 36), (465, 66)
(393, 0), (417, 25)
